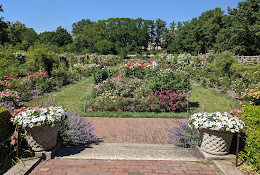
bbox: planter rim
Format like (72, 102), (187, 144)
(199, 126), (232, 133)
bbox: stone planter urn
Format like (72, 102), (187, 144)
(200, 128), (233, 155)
(25, 124), (60, 152)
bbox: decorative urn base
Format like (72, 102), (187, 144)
(25, 124), (59, 151)
(200, 128), (233, 155)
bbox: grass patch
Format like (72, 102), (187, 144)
(79, 111), (187, 118)
(189, 85), (240, 113)
(25, 77), (240, 118)
(26, 77), (93, 112)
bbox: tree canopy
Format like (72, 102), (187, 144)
(0, 0), (259, 55)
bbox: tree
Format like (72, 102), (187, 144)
(54, 26), (72, 47)
(94, 39), (115, 55)
(155, 18), (166, 49)
(0, 5), (8, 44)
(7, 21), (38, 47)
(7, 21), (26, 45)
(215, 0), (260, 55)
(22, 28), (38, 45)
(196, 8), (224, 53)
(39, 31), (56, 45)
(72, 19), (93, 36)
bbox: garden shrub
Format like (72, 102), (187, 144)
(0, 108), (15, 174)
(239, 105), (260, 173)
(93, 68), (114, 84)
(59, 111), (98, 145)
(0, 108), (15, 144)
(150, 90), (190, 112)
(115, 97), (134, 111)
(241, 88), (260, 105)
(213, 51), (237, 78)
(122, 63), (147, 79)
(149, 68), (191, 93)
(95, 78), (148, 98)
(0, 89), (20, 107)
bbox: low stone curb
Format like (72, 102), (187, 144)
(214, 160), (244, 175)
(196, 146), (236, 161)
(4, 157), (42, 175)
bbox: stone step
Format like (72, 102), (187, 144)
(55, 143), (204, 161)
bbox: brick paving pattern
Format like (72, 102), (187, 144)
(86, 117), (185, 144)
(30, 159), (222, 175)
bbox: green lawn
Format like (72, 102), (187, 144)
(189, 85), (240, 113)
(26, 77), (93, 113)
(26, 77), (240, 118)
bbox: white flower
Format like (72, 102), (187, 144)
(11, 106), (67, 129)
(188, 111), (244, 133)
(29, 123), (34, 128)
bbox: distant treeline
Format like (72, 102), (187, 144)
(0, 0), (259, 55)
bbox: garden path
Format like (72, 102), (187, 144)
(86, 117), (185, 144)
(29, 117), (226, 175)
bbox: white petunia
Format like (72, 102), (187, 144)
(29, 123), (34, 128)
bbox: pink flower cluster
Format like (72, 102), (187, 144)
(0, 89), (20, 102)
(3, 76), (13, 80)
(151, 90), (190, 112)
(229, 109), (242, 118)
(40, 72), (49, 77)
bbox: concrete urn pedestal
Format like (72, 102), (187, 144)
(200, 128), (233, 155)
(25, 124), (60, 152)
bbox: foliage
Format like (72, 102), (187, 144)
(239, 105), (260, 173)
(166, 1), (260, 55)
(59, 111), (97, 145)
(213, 51), (237, 78)
(54, 26), (72, 47)
(241, 87), (260, 105)
(26, 44), (58, 75)
(168, 118), (200, 148)
(11, 106), (67, 128)
(93, 68), (115, 84)
(0, 108), (15, 174)
(189, 112), (245, 133)
(122, 62), (150, 79)
(149, 68), (191, 93)
(0, 108), (15, 143)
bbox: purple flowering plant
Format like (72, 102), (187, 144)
(168, 117), (200, 148)
(59, 111), (99, 145)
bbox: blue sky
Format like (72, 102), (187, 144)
(1, 0), (242, 33)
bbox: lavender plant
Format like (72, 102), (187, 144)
(168, 117), (200, 148)
(59, 111), (98, 145)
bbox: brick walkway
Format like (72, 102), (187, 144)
(30, 159), (221, 175)
(86, 117), (185, 144)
